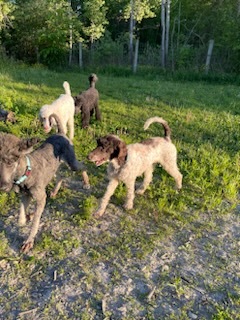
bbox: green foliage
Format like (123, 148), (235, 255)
(0, 0), (240, 73)
(212, 308), (237, 320)
(0, 0), (13, 32)
(4, 0), (76, 66)
(0, 231), (9, 256)
(123, 0), (158, 22)
(80, 0), (108, 43)
(73, 195), (98, 224)
(90, 31), (128, 65)
(0, 191), (17, 215)
(38, 232), (79, 259)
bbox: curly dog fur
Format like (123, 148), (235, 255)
(88, 117), (182, 217)
(0, 114), (89, 253)
(74, 74), (101, 128)
(39, 81), (75, 140)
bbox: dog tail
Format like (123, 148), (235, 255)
(63, 81), (71, 95)
(89, 74), (98, 88)
(49, 113), (65, 135)
(144, 117), (171, 140)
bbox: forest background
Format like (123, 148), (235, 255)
(0, 0), (240, 76)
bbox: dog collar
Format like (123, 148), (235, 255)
(14, 156), (32, 185)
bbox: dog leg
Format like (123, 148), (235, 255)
(82, 109), (90, 128)
(68, 117), (74, 141)
(163, 164), (183, 190)
(94, 179), (119, 217)
(18, 194), (31, 226)
(82, 170), (90, 189)
(50, 174), (63, 198)
(95, 104), (101, 121)
(123, 180), (135, 210)
(136, 167), (153, 195)
(21, 192), (46, 253)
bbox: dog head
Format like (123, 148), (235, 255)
(0, 109), (16, 123)
(73, 96), (83, 114)
(0, 133), (39, 192)
(6, 111), (16, 123)
(39, 106), (56, 133)
(88, 135), (127, 167)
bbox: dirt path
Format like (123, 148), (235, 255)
(0, 197), (239, 319)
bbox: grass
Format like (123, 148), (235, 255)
(0, 57), (239, 319)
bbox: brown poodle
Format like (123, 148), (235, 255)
(74, 74), (101, 128)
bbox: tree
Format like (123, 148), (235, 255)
(78, 0), (108, 44)
(123, 0), (158, 63)
(161, 0), (170, 69)
(168, 0), (240, 72)
(4, 0), (79, 65)
(0, 0), (13, 31)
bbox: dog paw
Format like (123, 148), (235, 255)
(18, 218), (27, 227)
(136, 188), (145, 195)
(26, 213), (34, 222)
(50, 191), (57, 198)
(123, 203), (133, 210)
(174, 185), (182, 192)
(83, 183), (91, 190)
(93, 210), (104, 218)
(21, 240), (34, 253)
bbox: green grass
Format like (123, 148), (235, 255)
(0, 57), (239, 319)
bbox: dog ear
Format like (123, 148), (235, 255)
(18, 137), (41, 153)
(109, 137), (127, 166)
(116, 140), (127, 166)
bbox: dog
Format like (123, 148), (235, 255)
(74, 73), (101, 128)
(88, 117), (182, 217)
(0, 114), (89, 253)
(47, 113), (90, 198)
(39, 81), (75, 140)
(0, 108), (16, 123)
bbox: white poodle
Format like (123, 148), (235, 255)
(39, 81), (75, 140)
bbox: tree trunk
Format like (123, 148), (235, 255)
(166, 0), (171, 58)
(68, 0), (73, 66)
(129, 0), (135, 65)
(35, 46), (40, 63)
(133, 38), (139, 73)
(205, 39), (214, 74)
(177, 1), (181, 51)
(69, 24), (73, 66)
(161, 0), (166, 68)
(171, 17), (177, 71)
(79, 42), (83, 68)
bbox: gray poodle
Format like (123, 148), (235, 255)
(74, 74), (101, 128)
(0, 114), (89, 253)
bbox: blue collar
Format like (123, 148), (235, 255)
(14, 156), (32, 185)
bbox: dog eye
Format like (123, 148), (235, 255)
(5, 161), (14, 167)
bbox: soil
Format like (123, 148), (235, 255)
(0, 183), (239, 319)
